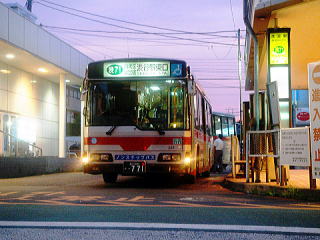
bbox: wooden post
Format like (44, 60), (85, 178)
(246, 132), (250, 183)
(280, 166), (285, 186)
(232, 136), (235, 178)
(309, 166), (316, 189)
(275, 158), (279, 184)
(266, 156), (269, 183)
(309, 127), (316, 189)
(251, 157), (255, 183)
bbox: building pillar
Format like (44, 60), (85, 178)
(59, 73), (66, 158)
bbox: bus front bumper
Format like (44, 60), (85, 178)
(83, 162), (191, 176)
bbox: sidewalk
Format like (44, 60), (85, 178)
(224, 169), (320, 202)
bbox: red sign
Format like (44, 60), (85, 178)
(297, 112), (310, 122)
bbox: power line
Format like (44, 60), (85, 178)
(202, 86), (246, 89)
(229, 0), (236, 30)
(53, 31), (161, 58)
(42, 25), (245, 39)
(35, 1), (242, 46)
(197, 78), (240, 80)
(47, 27), (239, 43)
(48, 28), (213, 48)
(38, 0), (245, 37)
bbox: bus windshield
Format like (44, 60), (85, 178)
(85, 79), (189, 130)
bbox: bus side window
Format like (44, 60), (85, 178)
(169, 86), (184, 128)
(201, 97), (206, 133)
(194, 91), (201, 130)
(198, 93), (203, 132)
(228, 117), (235, 135)
(206, 102), (212, 136)
(222, 117), (229, 136)
(214, 115), (222, 136)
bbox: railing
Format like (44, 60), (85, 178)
(246, 129), (280, 182)
(0, 129), (42, 157)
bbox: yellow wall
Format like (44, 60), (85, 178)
(258, 0), (320, 90)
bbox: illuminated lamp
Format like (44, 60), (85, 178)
(5, 54), (15, 59)
(38, 68), (48, 73)
(0, 69), (11, 74)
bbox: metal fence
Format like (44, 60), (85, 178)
(246, 129), (280, 182)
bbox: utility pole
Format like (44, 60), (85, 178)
(238, 28), (243, 159)
(25, 0), (33, 12)
(238, 29), (242, 124)
(244, 0), (259, 130)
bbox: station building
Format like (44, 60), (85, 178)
(0, 2), (92, 158)
(244, 0), (320, 129)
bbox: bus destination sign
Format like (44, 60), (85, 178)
(104, 61), (171, 77)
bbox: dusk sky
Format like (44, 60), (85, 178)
(2, 0), (249, 119)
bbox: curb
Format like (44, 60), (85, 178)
(223, 178), (320, 202)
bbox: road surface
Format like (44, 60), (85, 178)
(0, 172), (319, 239)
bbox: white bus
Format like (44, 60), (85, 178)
(212, 112), (236, 168)
(81, 58), (214, 183)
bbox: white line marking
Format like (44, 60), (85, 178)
(0, 221), (319, 234)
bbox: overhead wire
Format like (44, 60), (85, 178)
(35, 1), (242, 46)
(52, 30), (160, 58)
(48, 28), (212, 48)
(35, 0), (247, 105)
(229, 0), (237, 30)
(42, 25), (245, 39)
(38, 0), (244, 37)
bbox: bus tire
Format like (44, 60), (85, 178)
(196, 148), (201, 177)
(102, 173), (118, 183)
(184, 174), (196, 184)
(202, 171), (210, 177)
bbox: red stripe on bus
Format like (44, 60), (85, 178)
(84, 137), (192, 151)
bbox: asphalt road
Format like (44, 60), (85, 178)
(0, 172), (319, 239)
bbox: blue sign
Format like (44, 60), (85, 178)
(171, 64), (183, 77)
(115, 155), (156, 161)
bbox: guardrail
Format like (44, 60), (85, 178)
(0, 129), (42, 157)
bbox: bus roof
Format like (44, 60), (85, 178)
(212, 112), (236, 118)
(88, 58), (187, 65)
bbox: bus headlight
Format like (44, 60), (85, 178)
(82, 157), (89, 164)
(101, 153), (113, 162)
(89, 153), (113, 162)
(184, 157), (191, 165)
(158, 153), (181, 162)
(90, 153), (101, 162)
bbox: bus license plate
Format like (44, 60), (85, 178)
(123, 162), (146, 175)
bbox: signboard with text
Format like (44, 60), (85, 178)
(104, 61), (171, 77)
(267, 28), (291, 128)
(280, 127), (310, 166)
(295, 108), (310, 126)
(269, 32), (289, 65)
(308, 61), (320, 179)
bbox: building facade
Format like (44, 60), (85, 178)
(0, 2), (92, 157)
(244, 0), (320, 128)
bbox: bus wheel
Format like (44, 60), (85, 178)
(184, 174), (196, 184)
(102, 173), (118, 183)
(202, 171), (210, 177)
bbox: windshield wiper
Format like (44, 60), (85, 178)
(154, 126), (165, 135)
(157, 129), (165, 135)
(106, 126), (116, 136)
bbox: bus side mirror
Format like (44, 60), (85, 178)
(187, 81), (194, 95)
(80, 89), (88, 101)
(82, 107), (87, 117)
